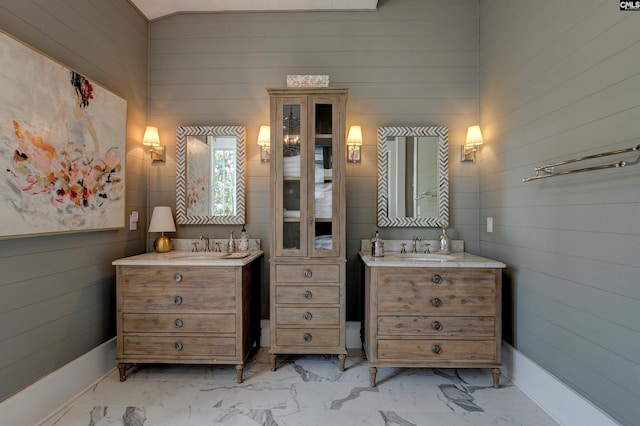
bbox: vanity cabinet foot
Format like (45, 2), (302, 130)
(118, 363), (127, 382)
(369, 366), (378, 387)
(338, 354), (346, 372)
(270, 353), (277, 371)
(235, 365), (244, 383)
(492, 368), (501, 388)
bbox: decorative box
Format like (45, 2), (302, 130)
(286, 75), (329, 88)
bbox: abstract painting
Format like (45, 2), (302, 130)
(0, 31), (126, 238)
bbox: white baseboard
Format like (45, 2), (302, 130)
(0, 337), (116, 426)
(501, 343), (619, 426)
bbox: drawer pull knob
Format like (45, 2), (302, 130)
(432, 321), (442, 331)
(175, 319), (184, 328)
(174, 273), (183, 283)
(432, 298), (442, 308)
(304, 312), (313, 321)
(432, 344), (442, 354)
(431, 274), (442, 284)
(304, 290), (313, 299)
(174, 295), (183, 305)
(175, 342), (183, 351)
(303, 269), (313, 278)
(303, 333), (313, 342)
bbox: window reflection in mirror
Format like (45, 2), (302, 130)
(377, 126), (449, 228)
(176, 126), (245, 225)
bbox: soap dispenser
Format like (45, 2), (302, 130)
(437, 228), (451, 254)
(237, 225), (249, 252)
(371, 230), (385, 257)
(227, 230), (236, 253)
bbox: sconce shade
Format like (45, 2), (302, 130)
(257, 125), (271, 146)
(142, 126), (161, 147)
(347, 125), (363, 146)
(149, 206), (176, 233)
(465, 125), (484, 148)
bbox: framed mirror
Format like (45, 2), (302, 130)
(377, 126), (449, 227)
(176, 125), (246, 225)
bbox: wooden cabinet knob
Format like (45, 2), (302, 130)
(432, 298), (442, 308)
(304, 290), (313, 299)
(303, 333), (312, 342)
(304, 312), (313, 321)
(431, 321), (442, 331)
(175, 318), (184, 328)
(175, 342), (183, 351)
(174, 273), (183, 283)
(174, 295), (183, 305)
(303, 269), (313, 278)
(431, 274), (442, 284)
(432, 344), (441, 354)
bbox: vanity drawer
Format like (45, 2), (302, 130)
(377, 269), (496, 315)
(122, 266), (235, 287)
(275, 327), (340, 347)
(121, 285), (235, 311)
(275, 264), (340, 283)
(275, 285), (340, 304)
(123, 335), (236, 357)
(123, 313), (236, 334)
(377, 315), (495, 337)
(275, 307), (340, 326)
(377, 339), (497, 362)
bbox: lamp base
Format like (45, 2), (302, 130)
(154, 235), (172, 253)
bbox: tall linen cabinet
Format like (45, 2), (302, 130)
(267, 87), (349, 371)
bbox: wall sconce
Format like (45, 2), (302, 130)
(143, 125), (165, 162)
(347, 125), (363, 163)
(461, 125), (484, 163)
(148, 206), (176, 252)
(257, 125), (271, 162)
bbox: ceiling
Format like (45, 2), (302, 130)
(130, 0), (379, 20)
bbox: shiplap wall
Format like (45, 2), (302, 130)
(148, 0), (481, 320)
(479, 1), (640, 424)
(0, 0), (148, 402)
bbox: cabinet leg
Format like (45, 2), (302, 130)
(491, 368), (501, 388)
(270, 353), (277, 371)
(338, 354), (346, 372)
(369, 366), (377, 387)
(235, 365), (243, 384)
(118, 363), (127, 382)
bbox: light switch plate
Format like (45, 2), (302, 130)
(487, 217), (493, 233)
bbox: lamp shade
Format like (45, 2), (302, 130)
(142, 126), (161, 147)
(347, 125), (363, 146)
(148, 206), (176, 233)
(465, 125), (484, 148)
(257, 125), (270, 146)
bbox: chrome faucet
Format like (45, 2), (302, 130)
(411, 236), (421, 253)
(199, 234), (210, 252)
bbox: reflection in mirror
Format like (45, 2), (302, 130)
(176, 126), (246, 225)
(377, 126), (449, 228)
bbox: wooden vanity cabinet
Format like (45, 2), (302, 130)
(363, 264), (502, 387)
(115, 258), (261, 383)
(267, 87), (348, 371)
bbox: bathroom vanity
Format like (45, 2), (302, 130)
(112, 250), (263, 383)
(359, 249), (505, 387)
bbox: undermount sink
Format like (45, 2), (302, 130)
(165, 252), (239, 259)
(383, 253), (456, 262)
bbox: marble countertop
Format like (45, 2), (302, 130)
(358, 250), (506, 268)
(112, 250), (264, 266)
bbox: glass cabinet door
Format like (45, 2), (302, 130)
(310, 98), (340, 257)
(276, 97), (307, 256)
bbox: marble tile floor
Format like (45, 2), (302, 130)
(40, 348), (559, 426)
